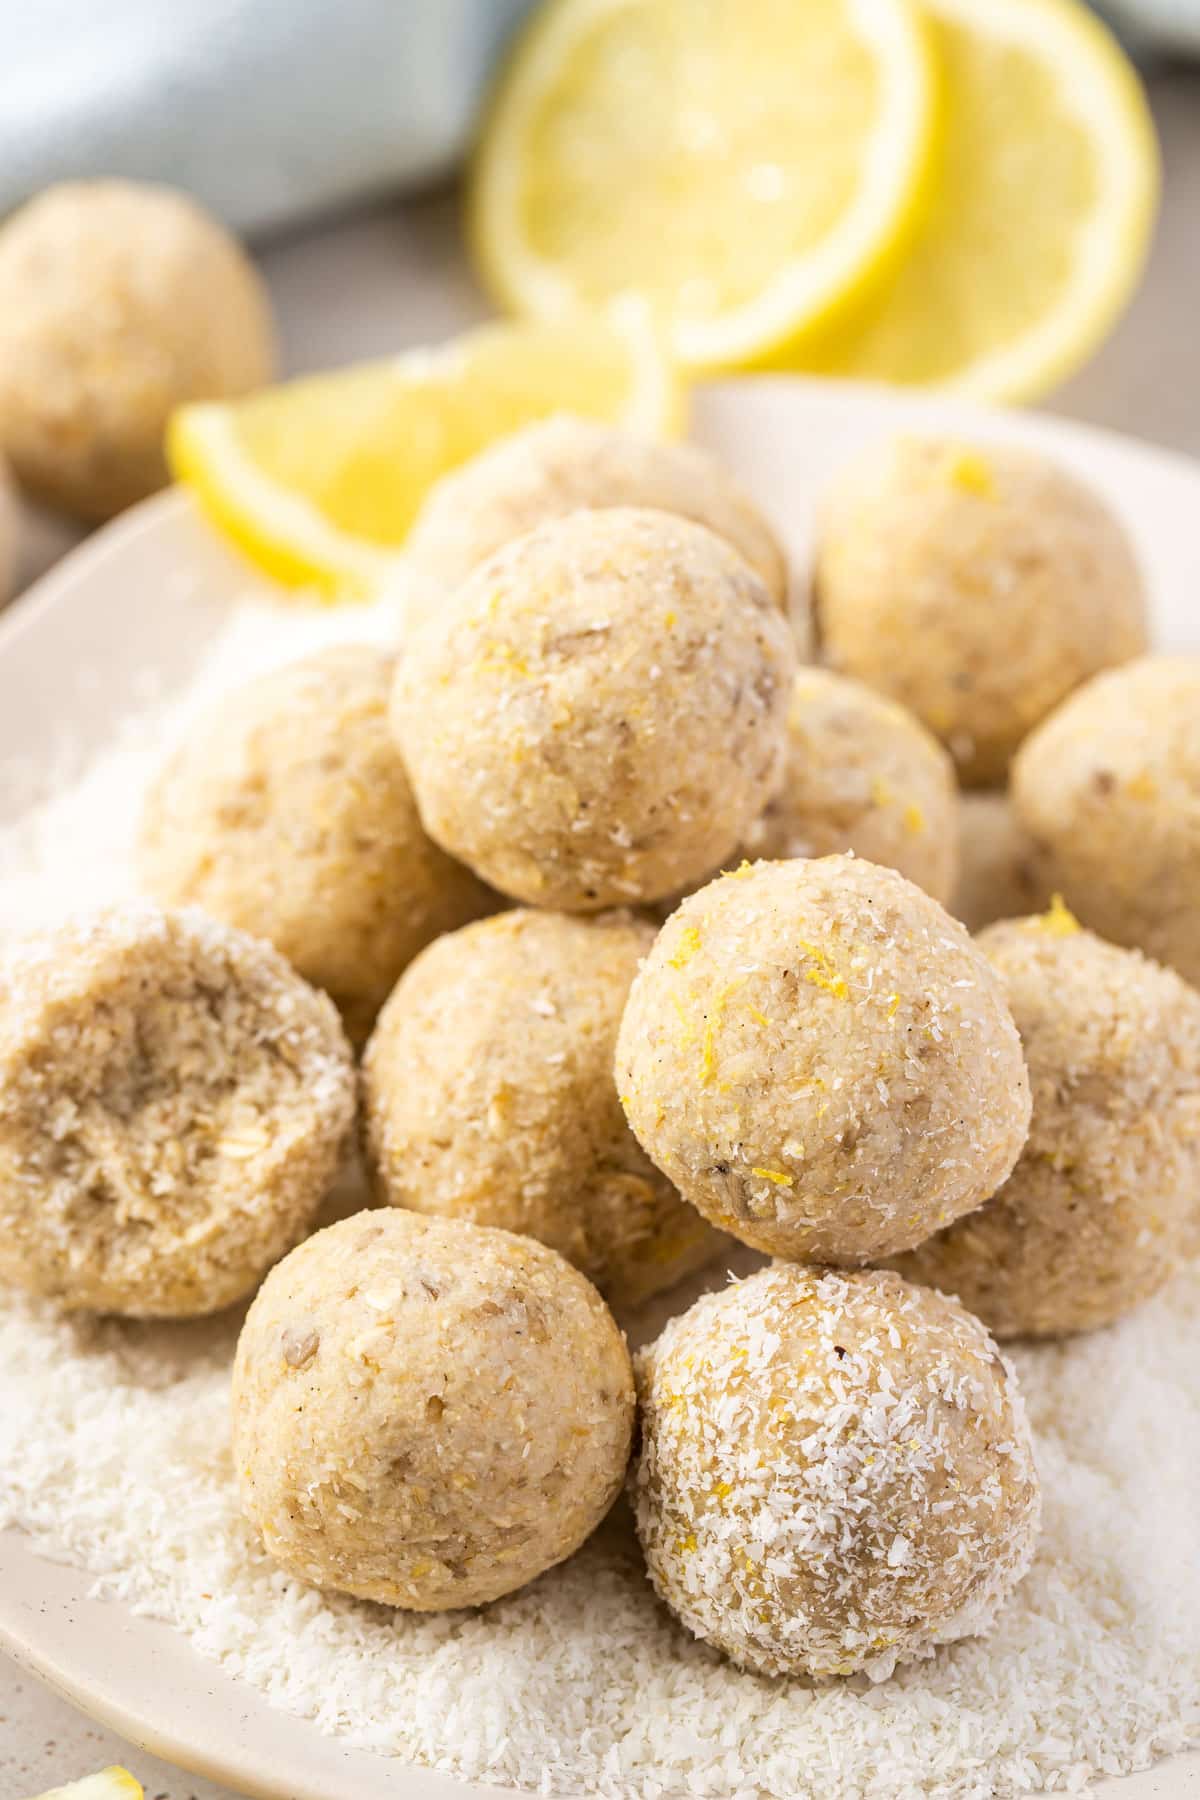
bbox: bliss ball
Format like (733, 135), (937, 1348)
(814, 437), (1147, 785)
(392, 506), (796, 910)
(951, 790), (1049, 934)
(0, 456), (15, 605)
(0, 180), (276, 520)
(363, 908), (724, 1308)
(403, 414), (789, 610)
(893, 908), (1200, 1336)
(1012, 656), (1200, 988)
(0, 905), (355, 1317)
(633, 1264), (1041, 1680)
(232, 1209), (635, 1609)
(138, 646), (495, 1047)
(743, 668), (959, 904)
(616, 855), (1030, 1263)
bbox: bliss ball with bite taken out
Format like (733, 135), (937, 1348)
(632, 1263), (1041, 1680)
(0, 180), (276, 521)
(362, 907), (725, 1307)
(814, 436), (1147, 785)
(232, 1209), (635, 1609)
(391, 506), (796, 910)
(892, 907), (1200, 1336)
(402, 414), (790, 614)
(742, 668), (959, 904)
(1012, 656), (1200, 989)
(138, 646), (495, 1047)
(0, 905), (355, 1317)
(616, 855), (1030, 1263)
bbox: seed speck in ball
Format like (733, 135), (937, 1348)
(633, 1264), (1041, 1680)
(233, 1209), (635, 1609)
(392, 506), (796, 910)
(0, 904), (356, 1316)
(616, 855), (1030, 1262)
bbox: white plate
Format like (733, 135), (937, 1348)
(1, 377), (1199, 1800)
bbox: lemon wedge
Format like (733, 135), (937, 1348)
(167, 311), (681, 596)
(27, 1769), (143, 1800)
(798, 0), (1159, 400)
(470, 0), (936, 372)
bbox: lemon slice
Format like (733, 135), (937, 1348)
(470, 0), (936, 372)
(167, 311), (681, 596)
(798, 0), (1159, 400)
(27, 1769), (143, 1800)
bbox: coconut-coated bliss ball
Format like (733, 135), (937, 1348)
(403, 414), (789, 610)
(232, 1209), (635, 1610)
(138, 646), (494, 1047)
(392, 506), (796, 910)
(892, 907), (1200, 1337)
(814, 436), (1147, 785)
(632, 1264), (1041, 1680)
(0, 905), (355, 1317)
(616, 856), (1030, 1263)
(363, 908), (724, 1307)
(742, 668), (959, 904)
(1012, 656), (1200, 989)
(0, 180), (275, 520)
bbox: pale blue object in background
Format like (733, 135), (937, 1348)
(0, 0), (536, 235)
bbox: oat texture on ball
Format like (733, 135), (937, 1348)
(403, 414), (790, 611)
(363, 908), (725, 1307)
(815, 437), (1147, 785)
(138, 645), (494, 1047)
(392, 506), (796, 910)
(892, 906), (1200, 1337)
(233, 1209), (635, 1609)
(742, 668), (959, 904)
(616, 856), (1030, 1262)
(0, 905), (355, 1317)
(1013, 656), (1200, 988)
(952, 789), (1050, 933)
(0, 180), (276, 520)
(633, 1264), (1041, 1680)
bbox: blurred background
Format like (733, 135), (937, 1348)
(1, 0), (1197, 604)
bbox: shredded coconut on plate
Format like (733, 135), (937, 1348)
(0, 594), (1198, 1799)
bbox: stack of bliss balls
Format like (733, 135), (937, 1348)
(3, 416), (1199, 1684)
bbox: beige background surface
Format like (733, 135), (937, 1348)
(2, 64), (1199, 1800)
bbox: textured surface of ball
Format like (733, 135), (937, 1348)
(893, 908), (1200, 1336)
(633, 1264), (1041, 1680)
(1012, 656), (1200, 987)
(616, 856), (1030, 1262)
(743, 668), (959, 903)
(363, 908), (724, 1306)
(392, 506), (796, 909)
(815, 437), (1147, 785)
(233, 1209), (635, 1609)
(951, 790), (1049, 933)
(403, 414), (789, 608)
(0, 180), (275, 520)
(138, 646), (494, 1047)
(0, 905), (355, 1316)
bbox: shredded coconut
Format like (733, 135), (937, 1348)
(1, 593), (1198, 1798)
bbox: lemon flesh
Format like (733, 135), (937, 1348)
(800, 0), (1158, 399)
(27, 1770), (144, 1800)
(471, 0), (936, 370)
(167, 312), (681, 596)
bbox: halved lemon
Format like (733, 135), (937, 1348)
(167, 311), (681, 597)
(27, 1769), (143, 1800)
(797, 0), (1159, 400)
(470, 0), (937, 372)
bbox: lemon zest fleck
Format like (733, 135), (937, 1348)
(797, 938), (849, 1000)
(945, 449), (995, 497)
(903, 801), (925, 835)
(751, 1165), (794, 1187)
(1036, 892), (1081, 937)
(668, 924), (702, 969)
